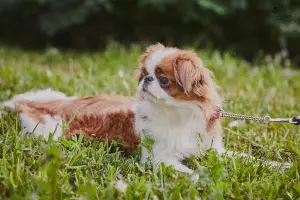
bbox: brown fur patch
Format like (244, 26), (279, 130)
(16, 95), (140, 149)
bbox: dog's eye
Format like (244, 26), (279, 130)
(158, 76), (169, 85)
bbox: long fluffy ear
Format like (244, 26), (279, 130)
(173, 51), (205, 97)
(134, 43), (165, 81)
(174, 51), (222, 121)
(173, 51), (222, 107)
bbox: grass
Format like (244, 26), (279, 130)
(0, 44), (300, 199)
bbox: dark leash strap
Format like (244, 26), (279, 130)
(214, 109), (300, 125)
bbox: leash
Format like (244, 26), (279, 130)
(214, 109), (300, 125)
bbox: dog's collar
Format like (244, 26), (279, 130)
(211, 109), (222, 120)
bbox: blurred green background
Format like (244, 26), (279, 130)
(1, 0), (300, 65)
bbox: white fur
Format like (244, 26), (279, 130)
(146, 49), (178, 73)
(2, 88), (73, 140)
(20, 113), (63, 140)
(133, 99), (223, 174)
(2, 88), (71, 111)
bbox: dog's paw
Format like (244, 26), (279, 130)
(190, 173), (200, 183)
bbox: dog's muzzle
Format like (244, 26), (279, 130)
(143, 75), (154, 92)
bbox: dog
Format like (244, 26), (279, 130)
(1, 44), (290, 174)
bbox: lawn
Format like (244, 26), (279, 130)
(0, 44), (300, 199)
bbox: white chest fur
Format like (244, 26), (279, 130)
(133, 100), (209, 162)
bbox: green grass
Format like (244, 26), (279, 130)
(0, 44), (300, 199)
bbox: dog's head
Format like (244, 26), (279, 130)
(135, 43), (222, 116)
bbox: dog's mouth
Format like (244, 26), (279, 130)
(142, 85), (148, 92)
(142, 86), (157, 99)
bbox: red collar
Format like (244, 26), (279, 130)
(211, 109), (222, 120)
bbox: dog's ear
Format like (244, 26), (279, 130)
(173, 51), (209, 100)
(173, 51), (222, 119)
(135, 43), (165, 82)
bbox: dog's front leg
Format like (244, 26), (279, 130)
(152, 143), (193, 174)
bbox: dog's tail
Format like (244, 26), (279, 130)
(1, 88), (70, 112)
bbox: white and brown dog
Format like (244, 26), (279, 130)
(1, 44), (290, 174)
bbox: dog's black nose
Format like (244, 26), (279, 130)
(144, 75), (154, 83)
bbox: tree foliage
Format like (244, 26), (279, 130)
(0, 0), (299, 62)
